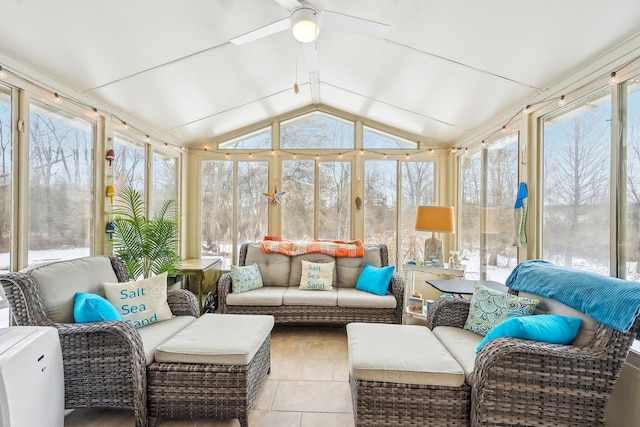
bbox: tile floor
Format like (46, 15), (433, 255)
(64, 326), (354, 427)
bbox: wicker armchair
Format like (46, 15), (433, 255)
(427, 296), (640, 427)
(0, 256), (200, 427)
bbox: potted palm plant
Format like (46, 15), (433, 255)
(111, 186), (179, 279)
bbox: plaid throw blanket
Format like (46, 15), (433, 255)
(260, 237), (365, 257)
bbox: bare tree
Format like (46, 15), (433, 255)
(544, 108), (609, 267)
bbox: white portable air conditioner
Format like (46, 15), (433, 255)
(0, 326), (64, 427)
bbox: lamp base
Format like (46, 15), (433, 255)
(424, 237), (444, 265)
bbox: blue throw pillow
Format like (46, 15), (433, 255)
(355, 264), (395, 296)
(476, 314), (582, 353)
(74, 292), (122, 323)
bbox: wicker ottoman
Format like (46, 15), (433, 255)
(347, 323), (470, 427)
(147, 313), (274, 427)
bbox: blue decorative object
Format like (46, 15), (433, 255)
(506, 259), (640, 332)
(74, 292), (122, 323)
(105, 221), (115, 240)
(356, 264), (395, 296)
(476, 314), (582, 353)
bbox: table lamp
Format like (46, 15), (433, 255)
(415, 206), (455, 266)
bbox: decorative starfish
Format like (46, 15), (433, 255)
(263, 188), (286, 206)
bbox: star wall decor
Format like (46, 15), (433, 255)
(263, 188), (286, 206)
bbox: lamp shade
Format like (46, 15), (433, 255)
(415, 206), (455, 233)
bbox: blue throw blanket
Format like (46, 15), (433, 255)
(506, 259), (640, 332)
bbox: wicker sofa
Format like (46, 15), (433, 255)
(218, 242), (403, 324)
(424, 264), (640, 427)
(0, 256), (200, 427)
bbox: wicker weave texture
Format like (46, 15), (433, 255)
(147, 335), (271, 427)
(350, 376), (470, 427)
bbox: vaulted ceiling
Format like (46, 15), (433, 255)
(1, 0), (639, 148)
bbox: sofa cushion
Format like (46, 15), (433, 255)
(231, 263), (263, 293)
(335, 246), (383, 288)
(226, 287), (286, 306)
(73, 292), (122, 323)
(299, 260), (335, 290)
(283, 287), (338, 306)
(244, 243), (290, 287)
(337, 288), (397, 309)
(476, 314), (582, 353)
(154, 314), (274, 365)
(103, 273), (173, 328)
(432, 326), (483, 385)
(347, 323), (465, 387)
(24, 256), (120, 323)
(289, 253), (337, 287)
(138, 315), (196, 365)
(355, 264), (394, 296)
(519, 291), (598, 347)
(464, 283), (538, 336)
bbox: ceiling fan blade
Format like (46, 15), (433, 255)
(230, 18), (290, 45)
(274, 0), (303, 11)
(322, 10), (389, 39)
(302, 41), (318, 72)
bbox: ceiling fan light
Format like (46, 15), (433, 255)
(291, 7), (319, 43)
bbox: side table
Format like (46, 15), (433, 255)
(402, 264), (465, 323)
(176, 258), (222, 313)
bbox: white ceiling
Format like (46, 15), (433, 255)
(1, 0), (639, 147)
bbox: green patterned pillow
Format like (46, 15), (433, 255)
(463, 283), (539, 336)
(231, 264), (263, 294)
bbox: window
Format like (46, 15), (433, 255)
(542, 90), (611, 273)
(484, 132), (519, 281)
(113, 133), (145, 195)
(364, 126), (416, 149)
(152, 151), (178, 214)
(200, 160), (268, 267)
(282, 160), (315, 239)
(318, 161), (351, 240)
(28, 100), (94, 265)
(281, 112), (354, 149)
(364, 160), (397, 263)
(0, 85), (11, 272)
(219, 127), (271, 150)
(459, 151), (482, 279)
(400, 161), (435, 263)
(624, 78), (640, 281)
(201, 160), (233, 266)
(237, 162), (268, 243)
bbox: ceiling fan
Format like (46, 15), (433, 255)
(230, 0), (390, 82)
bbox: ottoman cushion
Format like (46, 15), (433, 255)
(138, 315), (197, 365)
(155, 313), (274, 365)
(347, 323), (465, 387)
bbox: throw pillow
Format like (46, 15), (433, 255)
(231, 263), (264, 293)
(476, 314), (582, 353)
(299, 260), (334, 291)
(355, 264), (395, 296)
(73, 292), (122, 323)
(463, 283), (539, 336)
(103, 272), (173, 328)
